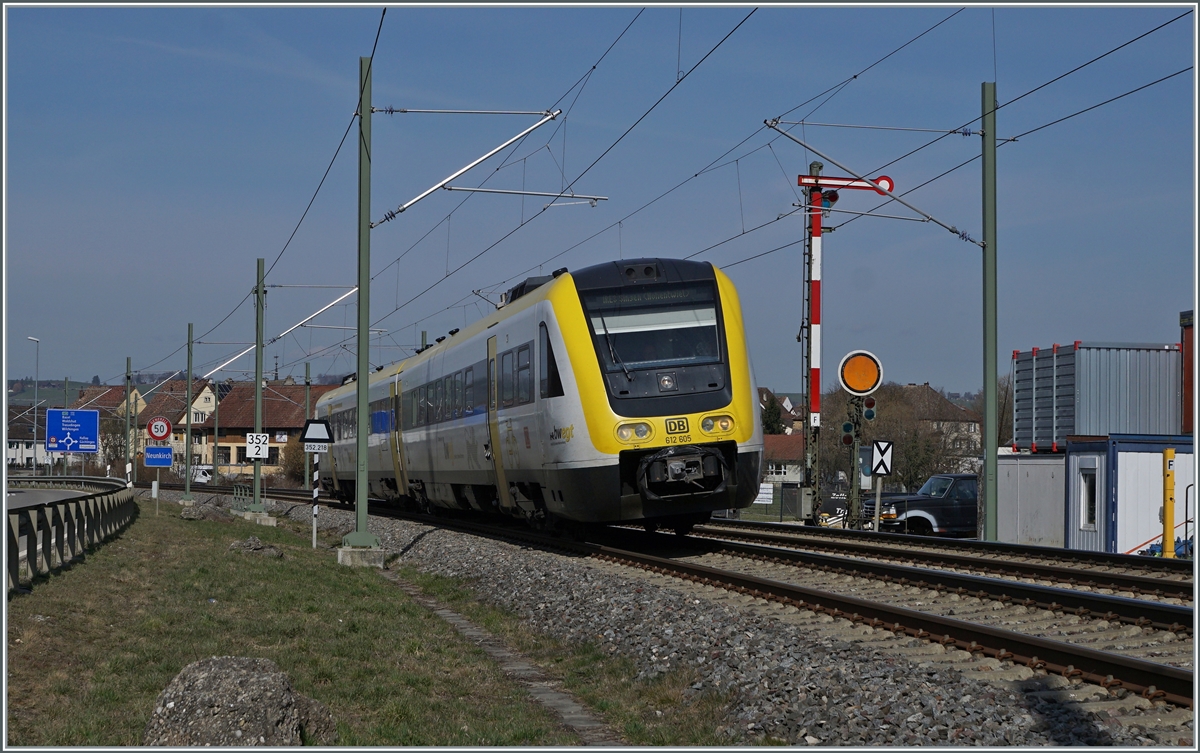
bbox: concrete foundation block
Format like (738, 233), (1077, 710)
(245, 512), (277, 527)
(338, 547), (387, 568)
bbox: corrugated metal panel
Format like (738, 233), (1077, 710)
(1013, 343), (1180, 451)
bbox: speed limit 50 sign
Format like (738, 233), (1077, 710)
(245, 433), (270, 460)
(147, 416), (172, 441)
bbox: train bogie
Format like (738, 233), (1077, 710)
(316, 258), (764, 529)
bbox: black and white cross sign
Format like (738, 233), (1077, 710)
(871, 440), (893, 476)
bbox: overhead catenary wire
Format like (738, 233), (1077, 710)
(490, 7), (967, 291)
(717, 64), (1192, 268)
(368, 9), (758, 331)
(370, 9), (644, 284)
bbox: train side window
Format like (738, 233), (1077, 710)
(501, 351), (514, 406)
(442, 376), (452, 421)
(464, 367), (474, 414)
(453, 371), (463, 418)
(516, 345), (531, 404)
(434, 379), (444, 423)
(417, 386), (427, 426)
(539, 323), (565, 399)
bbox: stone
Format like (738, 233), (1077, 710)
(227, 536), (283, 558)
(180, 503), (234, 522)
(143, 656), (336, 746)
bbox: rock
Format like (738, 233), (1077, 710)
(143, 656), (335, 746)
(228, 536), (283, 558)
(181, 503), (234, 522)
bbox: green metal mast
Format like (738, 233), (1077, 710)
(252, 257), (265, 513)
(346, 55), (381, 548)
(982, 82), (998, 540)
(183, 322), (194, 502)
(125, 357), (131, 486)
(305, 362), (311, 492)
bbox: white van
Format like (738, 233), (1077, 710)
(191, 466), (213, 484)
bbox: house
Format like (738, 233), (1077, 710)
(901, 383), (982, 473)
(758, 387), (800, 434)
(195, 381), (336, 478)
(6, 405), (49, 470)
(763, 433), (805, 483)
(69, 385), (146, 466)
(135, 379), (213, 471)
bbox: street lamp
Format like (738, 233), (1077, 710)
(27, 337), (39, 476)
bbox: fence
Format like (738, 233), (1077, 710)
(7, 477), (136, 593)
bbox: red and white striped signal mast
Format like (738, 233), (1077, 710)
(797, 165), (892, 519)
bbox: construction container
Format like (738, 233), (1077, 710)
(997, 452), (1066, 547)
(1063, 435), (1193, 555)
(1012, 342), (1182, 452)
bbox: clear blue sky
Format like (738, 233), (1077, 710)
(4, 5), (1195, 397)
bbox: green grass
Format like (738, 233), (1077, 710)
(6, 499), (577, 746)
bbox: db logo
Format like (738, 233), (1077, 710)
(665, 417), (689, 434)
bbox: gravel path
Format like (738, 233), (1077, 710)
(171, 492), (1192, 746)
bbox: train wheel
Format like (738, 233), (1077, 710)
(643, 522), (660, 533)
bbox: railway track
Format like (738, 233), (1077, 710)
(141, 485), (1195, 709)
(698, 519), (1194, 602)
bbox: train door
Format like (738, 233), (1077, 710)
(487, 336), (515, 512)
(389, 377), (409, 499)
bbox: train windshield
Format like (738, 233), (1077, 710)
(581, 282), (721, 373)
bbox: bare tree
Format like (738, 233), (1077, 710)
(968, 373), (1014, 446)
(818, 382), (974, 494)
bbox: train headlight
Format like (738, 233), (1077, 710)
(616, 422), (652, 443)
(700, 415), (734, 434)
(658, 373), (678, 392)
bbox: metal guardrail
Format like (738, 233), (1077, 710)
(7, 476), (136, 594)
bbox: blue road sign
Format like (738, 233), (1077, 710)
(45, 409), (100, 454)
(144, 446), (174, 468)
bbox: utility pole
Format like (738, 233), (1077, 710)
(981, 82), (998, 541)
(305, 362), (311, 492)
(213, 375), (220, 482)
(125, 357), (132, 488)
(183, 323), (194, 502)
(346, 55), (381, 550)
(253, 257), (266, 514)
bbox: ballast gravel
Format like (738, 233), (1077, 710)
(256, 498), (1181, 746)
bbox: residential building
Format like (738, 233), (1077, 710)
(69, 385), (146, 467)
(195, 381), (336, 479)
(901, 382), (982, 473)
(6, 405), (49, 470)
(135, 379), (213, 470)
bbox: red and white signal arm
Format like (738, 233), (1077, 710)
(147, 416), (172, 441)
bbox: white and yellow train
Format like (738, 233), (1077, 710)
(315, 257), (763, 534)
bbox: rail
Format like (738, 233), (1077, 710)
(7, 476), (137, 594)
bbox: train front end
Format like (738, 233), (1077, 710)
(551, 258), (763, 527)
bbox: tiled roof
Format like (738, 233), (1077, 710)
(71, 386), (139, 415)
(196, 383), (337, 430)
(901, 383), (982, 424)
(764, 432), (805, 462)
(137, 379), (210, 426)
(7, 406), (45, 441)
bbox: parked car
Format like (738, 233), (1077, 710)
(865, 474), (978, 537)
